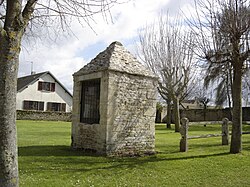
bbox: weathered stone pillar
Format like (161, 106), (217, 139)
(180, 117), (189, 152)
(222, 118), (229, 145)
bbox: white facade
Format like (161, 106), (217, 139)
(16, 73), (72, 112)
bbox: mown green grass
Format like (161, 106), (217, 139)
(17, 120), (250, 187)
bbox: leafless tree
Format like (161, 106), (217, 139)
(0, 1), (121, 186)
(189, 0), (250, 153)
(138, 14), (196, 132)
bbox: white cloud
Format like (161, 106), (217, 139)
(19, 0), (193, 93)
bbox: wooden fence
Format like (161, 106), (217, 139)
(180, 118), (250, 152)
(180, 118), (230, 152)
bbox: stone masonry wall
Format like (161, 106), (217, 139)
(16, 110), (71, 122)
(179, 107), (250, 122)
(106, 71), (157, 156)
(71, 72), (108, 154)
(162, 107), (250, 122)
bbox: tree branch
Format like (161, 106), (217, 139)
(0, 0), (4, 6)
(4, 0), (22, 31)
(22, 0), (38, 27)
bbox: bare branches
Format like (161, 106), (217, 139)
(22, 0), (38, 26)
(190, 0), (250, 65)
(1, 0), (122, 37)
(190, 0), (250, 107)
(0, 0), (4, 6)
(29, 0), (119, 32)
(0, 0), (6, 28)
(138, 13), (197, 104)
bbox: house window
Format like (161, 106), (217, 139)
(38, 81), (55, 92)
(80, 79), (100, 124)
(23, 100), (44, 111)
(47, 102), (66, 112)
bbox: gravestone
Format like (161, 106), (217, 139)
(71, 41), (158, 156)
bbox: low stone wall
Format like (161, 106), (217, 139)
(180, 108), (231, 122)
(161, 107), (250, 122)
(17, 110), (72, 122)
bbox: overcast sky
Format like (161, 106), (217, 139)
(19, 0), (193, 93)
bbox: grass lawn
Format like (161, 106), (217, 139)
(17, 120), (250, 187)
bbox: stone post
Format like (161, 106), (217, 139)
(180, 117), (189, 152)
(222, 118), (229, 145)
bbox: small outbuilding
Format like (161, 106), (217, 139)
(71, 41), (158, 156)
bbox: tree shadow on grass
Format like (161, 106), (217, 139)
(18, 145), (100, 157)
(18, 145), (232, 174)
(31, 152), (232, 173)
(18, 145), (230, 162)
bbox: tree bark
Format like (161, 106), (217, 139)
(230, 64), (242, 153)
(173, 97), (180, 132)
(0, 29), (21, 187)
(166, 100), (171, 129)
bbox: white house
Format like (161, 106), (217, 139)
(17, 71), (72, 112)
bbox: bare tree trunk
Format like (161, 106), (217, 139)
(230, 65), (242, 153)
(166, 100), (171, 129)
(0, 30), (20, 187)
(173, 97), (180, 132)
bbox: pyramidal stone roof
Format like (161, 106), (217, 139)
(74, 41), (157, 78)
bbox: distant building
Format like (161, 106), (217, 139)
(180, 99), (203, 109)
(17, 71), (72, 112)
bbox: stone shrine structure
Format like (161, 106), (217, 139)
(71, 41), (158, 156)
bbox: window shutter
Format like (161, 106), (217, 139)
(38, 82), (43, 90)
(51, 83), (55, 92)
(61, 103), (66, 112)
